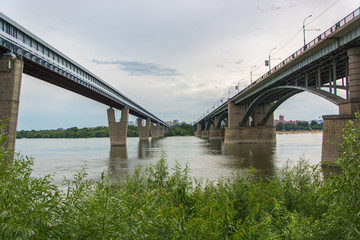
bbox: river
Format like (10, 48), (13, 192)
(15, 132), (322, 184)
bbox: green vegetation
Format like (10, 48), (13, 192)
(2, 116), (360, 239)
(17, 127), (109, 139)
(276, 120), (323, 131)
(16, 124), (195, 139)
(16, 125), (139, 139)
(165, 123), (193, 136)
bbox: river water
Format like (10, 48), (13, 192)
(15, 132), (322, 183)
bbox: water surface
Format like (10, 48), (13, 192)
(15, 132), (322, 183)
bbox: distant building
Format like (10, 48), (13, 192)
(274, 114), (306, 125)
(173, 120), (179, 125)
(166, 121), (173, 126)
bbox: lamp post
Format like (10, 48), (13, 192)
(268, 47), (276, 71)
(236, 78), (245, 93)
(303, 15), (312, 46)
(250, 65), (256, 83)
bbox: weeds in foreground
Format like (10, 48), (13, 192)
(1, 115), (360, 239)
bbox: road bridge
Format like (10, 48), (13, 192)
(194, 7), (360, 165)
(0, 13), (168, 150)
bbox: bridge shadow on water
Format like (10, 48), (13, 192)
(108, 138), (163, 180)
(108, 145), (129, 179)
(108, 137), (277, 180)
(204, 139), (277, 178)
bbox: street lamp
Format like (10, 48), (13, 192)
(250, 65), (256, 83)
(268, 47), (276, 71)
(236, 78), (245, 93)
(303, 15), (312, 46)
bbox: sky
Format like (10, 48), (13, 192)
(0, 0), (359, 130)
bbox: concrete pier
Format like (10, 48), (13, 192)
(322, 47), (360, 165)
(224, 126), (276, 144)
(209, 128), (224, 139)
(159, 126), (165, 137)
(138, 118), (150, 141)
(201, 129), (209, 138)
(107, 108), (129, 146)
(0, 55), (24, 151)
(224, 100), (276, 144)
(151, 123), (160, 139)
(209, 116), (225, 140)
(195, 123), (202, 137)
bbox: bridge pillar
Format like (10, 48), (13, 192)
(209, 116), (224, 139)
(137, 118), (150, 141)
(225, 100), (276, 144)
(151, 123), (160, 139)
(195, 123), (202, 137)
(159, 126), (165, 137)
(201, 122), (209, 138)
(322, 47), (360, 165)
(107, 108), (129, 146)
(209, 127), (224, 139)
(0, 54), (24, 152)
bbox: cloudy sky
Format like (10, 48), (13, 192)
(1, 0), (358, 130)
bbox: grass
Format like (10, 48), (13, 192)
(1, 115), (360, 239)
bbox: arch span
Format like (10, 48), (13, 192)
(241, 85), (344, 126)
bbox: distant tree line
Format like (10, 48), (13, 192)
(16, 125), (139, 139)
(165, 123), (193, 136)
(16, 124), (194, 139)
(276, 121), (323, 131)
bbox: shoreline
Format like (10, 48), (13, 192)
(276, 130), (323, 134)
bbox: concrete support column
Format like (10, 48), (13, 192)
(137, 118), (150, 141)
(151, 123), (160, 139)
(209, 116), (224, 139)
(252, 103), (274, 127)
(228, 99), (246, 127)
(107, 108), (129, 146)
(195, 123), (202, 137)
(209, 127), (224, 139)
(225, 100), (276, 144)
(201, 122), (209, 138)
(322, 47), (360, 165)
(0, 55), (24, 151)
(159, 126), (165, 137)
(322, 115), (354, 165)
(339, 47), (360, 114)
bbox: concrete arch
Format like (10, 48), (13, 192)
(260, 91), (301, 125)
(216, 110), (228, 128)
(206, 119), (215, 130)
(241, 85), (344, 125)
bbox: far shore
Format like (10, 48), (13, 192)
(276, 130), (323, 134)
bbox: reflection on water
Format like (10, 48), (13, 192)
(138, 140), (150, 159)
(224, 143), (276, 177)
(202, 139), (276, 177)
(15, 133), (323, 183)
(109, 145), (128, 178)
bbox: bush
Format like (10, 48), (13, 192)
(1, 115), (360, 239)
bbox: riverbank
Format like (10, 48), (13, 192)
(276, 130), (323, 134)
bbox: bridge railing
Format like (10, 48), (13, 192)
(258, 7), (360, 86)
